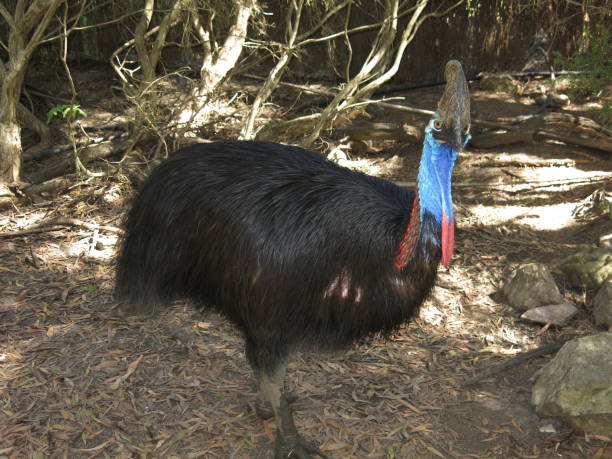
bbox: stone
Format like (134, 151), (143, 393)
(561, 246), (612, 290)
(593, 280), (612, 328)
(532, 332), (612, 436)
(326, 146), (348, 162)
(480, 73), (517, 93)
(520, 302), (579, 326)
(534, 93), (570, 108)
(502, 263), (564, 311)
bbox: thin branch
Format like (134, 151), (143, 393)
(0, 4), (18, 30)
(296, 0), (352, 42)
(0, 217), (123, 238)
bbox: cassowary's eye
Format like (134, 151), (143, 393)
(433, 120), (443, 130)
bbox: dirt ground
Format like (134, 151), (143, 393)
(1, 73), (611, 458)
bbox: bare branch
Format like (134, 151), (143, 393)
(296, 0), (352, 42)
(240, 0), (302, 139)
(0, 4), (18, 30)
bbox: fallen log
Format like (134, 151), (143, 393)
(463, 342), (566, 387)
(334, 120), (423, 144)
(470, 113), (612, 153)
(25, 136), (129, 185)
(23, 176), (75, 196)
(24, 131), (128, 162)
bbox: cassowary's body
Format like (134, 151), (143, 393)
(116, 61), (470, 458)
(118, 141), (439, 362)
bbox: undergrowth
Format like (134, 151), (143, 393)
(555, 25), (611, 123)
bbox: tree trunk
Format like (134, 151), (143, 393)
(199, 0), (254, 94)
(0, 0), (66, 186)
(0, 122), (22, 185)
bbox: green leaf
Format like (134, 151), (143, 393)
(46, 103), (87, 123)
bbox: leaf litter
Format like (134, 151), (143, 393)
(1, 88), (611, 458)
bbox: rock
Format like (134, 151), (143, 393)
(594, 280), (612, 328)
(534, 93), (570, 108)
(600, 234), (612, 249)
(532, 332), (612, 436)
(573, 189), (611, 221)
(561, 246), (612, 290)
(326, 146), (348, 162)
(479, 73), (517, 93)
(502, 263), (564, 311)
(521, 302), (579, 326)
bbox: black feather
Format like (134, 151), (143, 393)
(116, 140), (441, 371)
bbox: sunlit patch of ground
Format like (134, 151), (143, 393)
(469, 202), (579, 230)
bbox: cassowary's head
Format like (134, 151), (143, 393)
(418, 60), (471, 265)
(432, 60), (471, 150)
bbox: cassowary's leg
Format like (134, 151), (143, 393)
(257, 364), (327, 459)
(255, 377), (298, 420)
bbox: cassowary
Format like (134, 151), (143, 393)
(116, 60), (470, 458)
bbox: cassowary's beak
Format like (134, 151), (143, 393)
(435, 60), (470, 150)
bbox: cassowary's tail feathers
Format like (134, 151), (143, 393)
(115, 217), (171, 314)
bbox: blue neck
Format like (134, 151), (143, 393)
(416, 124), (459, 225)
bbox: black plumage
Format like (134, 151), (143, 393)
(117, 141), (440, 356)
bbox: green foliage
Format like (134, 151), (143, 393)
(554, 25), (611, 121)
(46, 104), (87, 124)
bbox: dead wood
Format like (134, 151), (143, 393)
(23, 175), (75, 196)
(47, 217), (123, 234)
(394, 173), (611, 190)
(0, 224), (65, 238)
(462, 342), (566, 387)
(23, 131), (128, 162)
(26, 136), (128, 185)
(246, 73), (509, 134)
(539, 130), (612, 153)
(469, 117), (542, 149)
(469, 157), (580, 168)
(335, 120), (423, 143)
(0, 216), (122, 238)
(470, 113), (612, 153)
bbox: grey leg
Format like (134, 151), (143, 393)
(257, 363), (327, 459)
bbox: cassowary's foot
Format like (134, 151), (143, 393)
(275, 432), (328, 459)
(255, 392), (299, 420)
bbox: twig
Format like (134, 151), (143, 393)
(44, 217), (123, 234)
(0, 225), (66, 238)
(463, 342), (566, 387)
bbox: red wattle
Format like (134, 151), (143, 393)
(441, 213), (454, 266)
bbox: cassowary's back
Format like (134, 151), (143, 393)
(117, 141), (439, 349)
